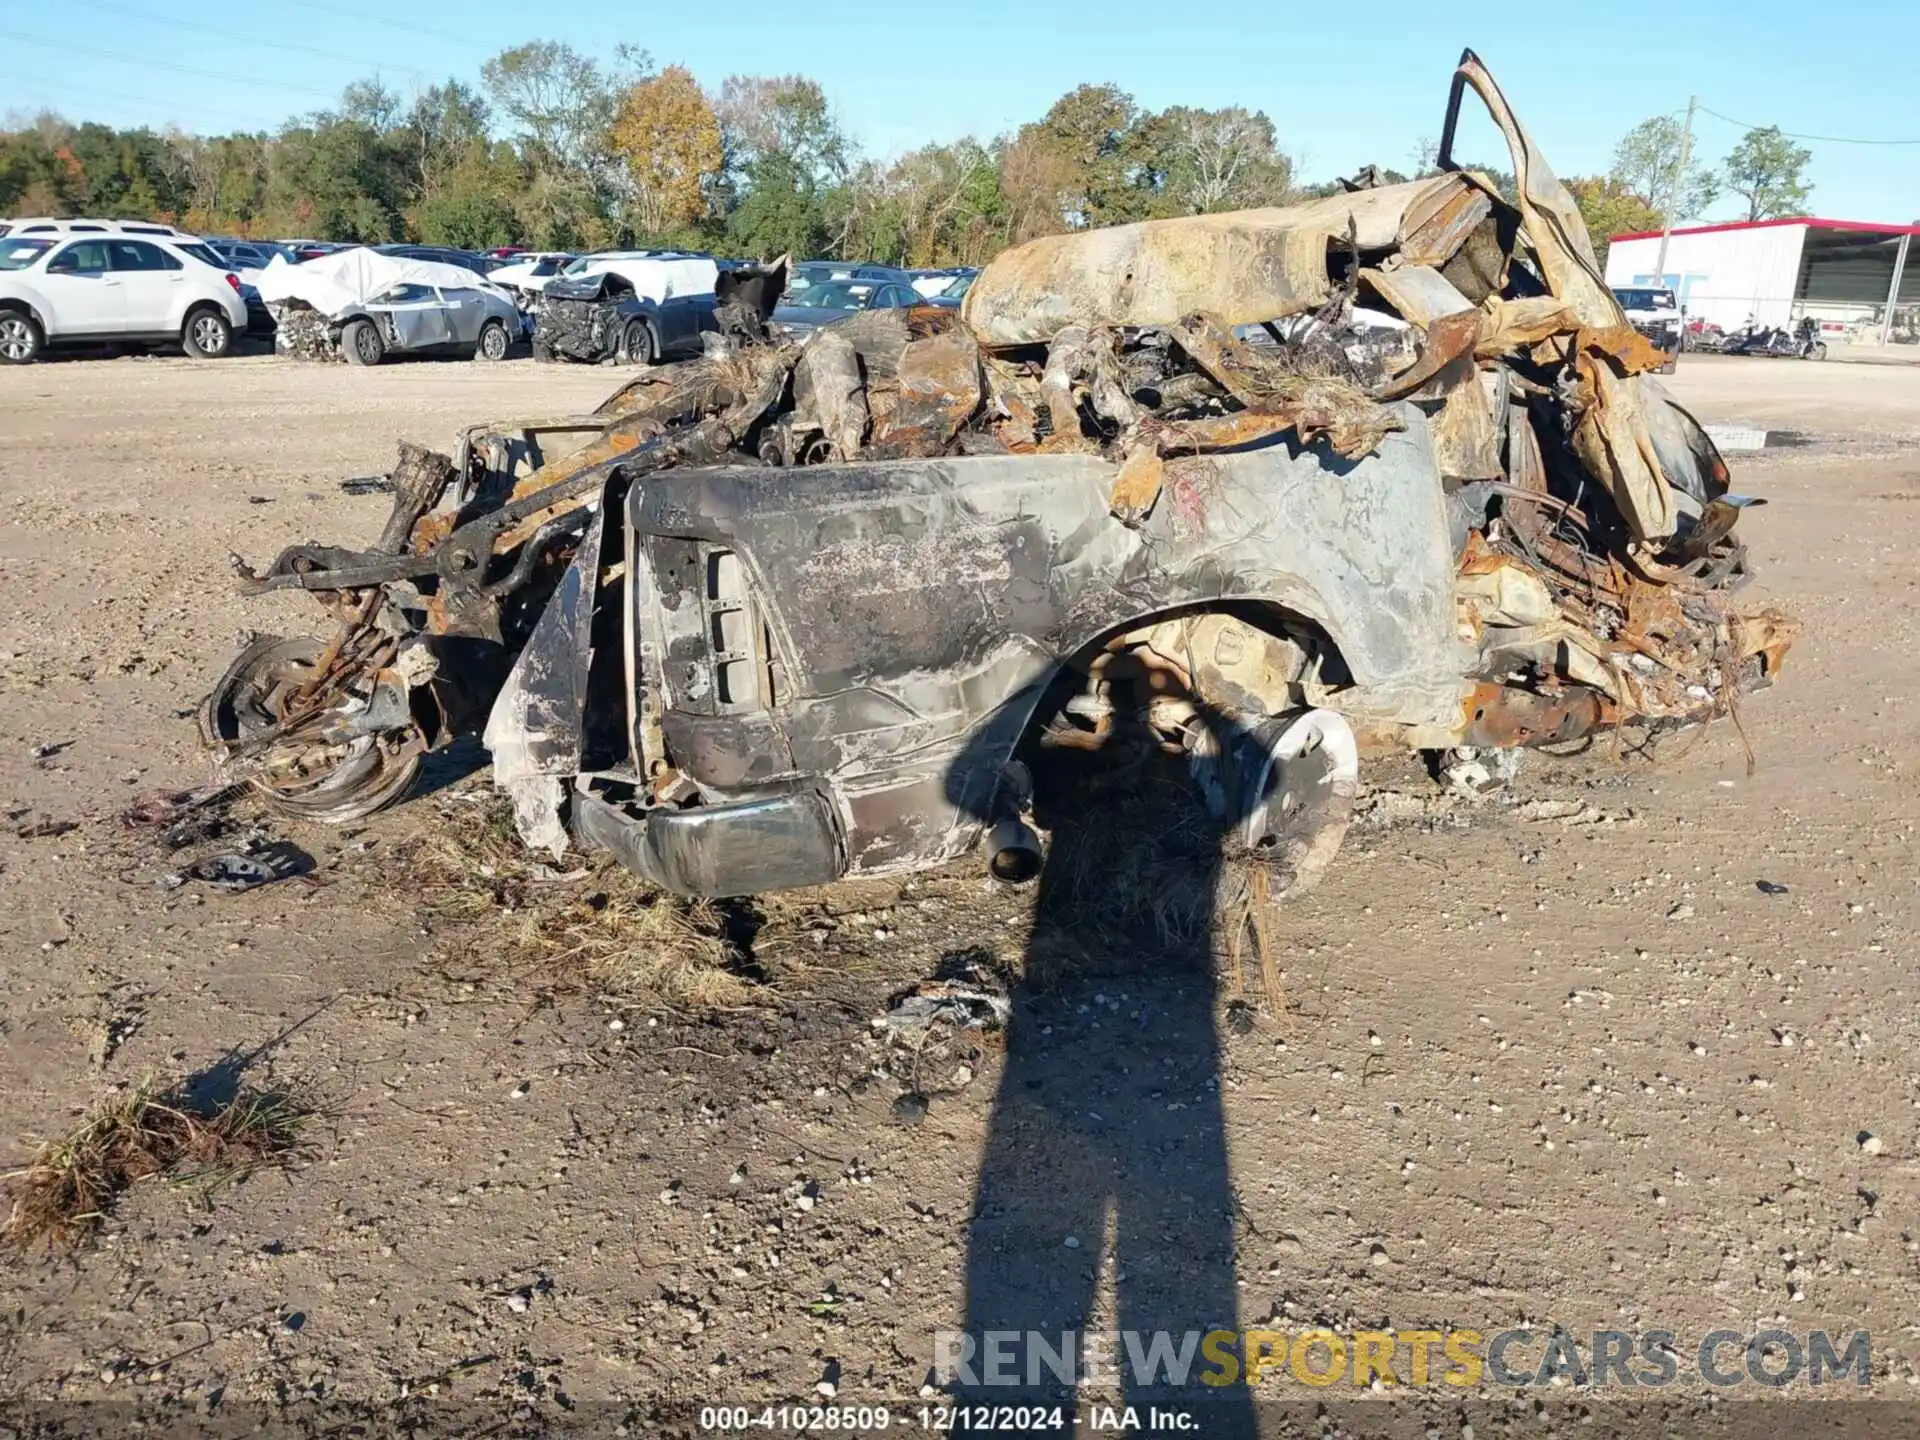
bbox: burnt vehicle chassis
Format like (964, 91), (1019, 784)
(203, 54), (1797, 901)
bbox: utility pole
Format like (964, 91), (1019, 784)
(1881, 232), (1911, 346)
(1652, 96), (1697, 288)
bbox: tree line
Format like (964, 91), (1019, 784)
(0, 44), (1812, 266)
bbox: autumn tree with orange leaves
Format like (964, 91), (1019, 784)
(610, 65), (724, 240)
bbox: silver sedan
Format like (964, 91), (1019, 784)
(340, 281), (525, 365)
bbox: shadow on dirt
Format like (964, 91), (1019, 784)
(943, 695), (1262, 1434)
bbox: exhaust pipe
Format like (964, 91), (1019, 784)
(985, 816), (1044, 884)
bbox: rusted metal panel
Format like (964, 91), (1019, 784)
(1457, 681), (1609, 749)
(865, 329), (985, 459)
(1377, 310), (1480, 401)
(1445, 51), (1620, 328)
(960, 178), (1465, 347)
(1475, 296), (1581, 356)
(1360, 265), (1474, 328)
(1430, 372), (1503, 480)
(1566, 345), (1679, 543)
(1398, 176), (1496, 269)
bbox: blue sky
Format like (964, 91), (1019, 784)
(2, 0), (1916, 222)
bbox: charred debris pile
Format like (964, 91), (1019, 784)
(208, 52), (1796, 845)
(436, 53), (1794, 736)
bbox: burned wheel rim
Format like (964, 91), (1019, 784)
(478, 321), (509, 360)
(1224, 708), (1360, 902)
(191, 313), (229, 356)
(0, 315), (37, 361)
(201, 635), (422, 824)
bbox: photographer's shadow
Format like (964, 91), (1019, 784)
(944, 686), (1282, 1435)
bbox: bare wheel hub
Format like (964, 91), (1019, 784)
(1191, 707), (1360, 901)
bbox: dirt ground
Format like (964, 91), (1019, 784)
(2, 352), (1918, 1433)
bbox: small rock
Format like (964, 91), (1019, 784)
(1859, 1132), (1884, 1156)
(1756, 880), (1789, 896)
(1063, 1236), (1081, 1250)
(1667, 901), (1694, 921)
(1368, 1243), (1389, 1267)
(1276, 1235), (1303, 1257)
(509, 1082), (530, 1100)
(891, 1092), (929, 1126)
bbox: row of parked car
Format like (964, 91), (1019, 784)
(0, 214), (978, 365)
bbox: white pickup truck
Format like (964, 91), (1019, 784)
(1610, 285), (1682, 372)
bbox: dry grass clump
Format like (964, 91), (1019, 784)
(3, 1078), (307, 1252)
(536, 886), (761, 1010)
(1017, 739), (1289, 1017)
(390, 791), (800, 1010)
(1025, 752), (1280, 1007)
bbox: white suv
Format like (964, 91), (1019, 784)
(0, 227), (250, 363)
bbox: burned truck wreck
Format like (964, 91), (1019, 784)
(202, 52), (1796, 900)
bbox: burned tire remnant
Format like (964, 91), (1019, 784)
(204, 56), (1797, 902)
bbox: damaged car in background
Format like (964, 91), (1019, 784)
(530, 252), (724, 364)
(201, 50), (1797, 906)
(254, 248), (525, 364)
(531, 270), (720, 365)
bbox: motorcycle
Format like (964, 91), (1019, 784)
(1726, 316), (1827, 360)
(1682, 317), (1726, 353)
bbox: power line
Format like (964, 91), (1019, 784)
(59, 0), (436, 79)
(0, 69), (257, 125)
(0, 30), (338, 98)
(278, 0), (475, 51)
(1696, 103), (1920, 147)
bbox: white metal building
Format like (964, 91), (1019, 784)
(1605, 218), (1918, 345)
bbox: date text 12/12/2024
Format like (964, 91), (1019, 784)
(699, 1405), (1181, 1432)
